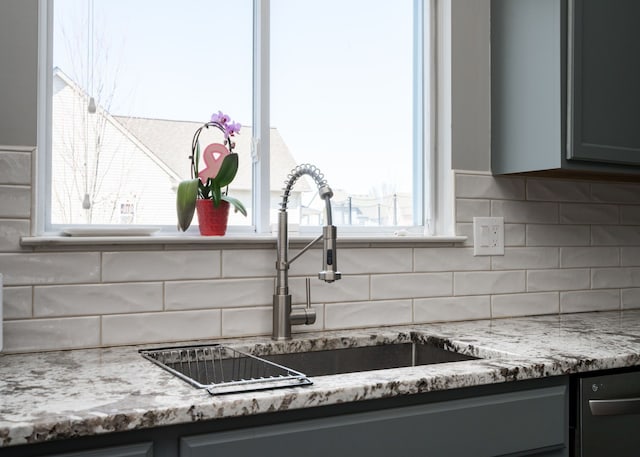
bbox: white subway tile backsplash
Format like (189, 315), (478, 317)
(527, 269), (590, 292)
(102, 309), (222, 346)
(34, 283), (162, 317)
(325, 300), (412, 330)
(526, 225), (590, 247)
(454, 270), (525, 296)
(290, 275), (369, 304)
(289, 251), (325, 277)
(222, 249), (274, 277)
(561, 247), (619, 268)
(491, 247), (558, 270)
(0, 253), (100, 285)
(559, 203), (618, 225)
(621, 248), (640, 266)
(166, 278), (273, 310)
(4, 168), (640, 353)
(339, 248), (413, 274)
(455, 223), (474, 247)
(414, 247), (489, 272)
(414, 295), (491, 322)
(103, 251), (220, 282)
(621, 289), (640, 310)
(505, 224), (526, 247)
(456, 173), (525, 200)
(456, 199), (490, 222)
(492, 200), (558, 224)
(221, 306), (273, 337)
(491, 292), (559, 318)
(371, 273), (451, 300)
(592, 267), (640, 289)
(222, 247), (324, 278)
(560, 290), (620, 313)
(0, 219), (30, 251)
(0, 185), (30, 218)
(0, 150), (31, 185)
(619, 205), (640, 225)
(526, 179), (591, 202)
(3, 286), (32, 319)
(592, 226), (640, 246)
(591, 182), (640, 204)
(4, 317), (100, 352)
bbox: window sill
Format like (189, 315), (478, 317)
(21, 233), (467, 249)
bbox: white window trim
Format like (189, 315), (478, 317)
(433, 0), (456, 237)
(30, 0), (461, 245)
(252, 0), (271, 235)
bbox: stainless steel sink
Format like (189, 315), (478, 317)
(140, 337), (479, 395)
(261, 342), (478, 377)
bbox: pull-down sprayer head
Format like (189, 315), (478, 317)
(317, 184), (340, 282)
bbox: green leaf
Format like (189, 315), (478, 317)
(214, 153), (239, 188)
(176, 178), (199, 231)
(222, 195), (247, 217)
(212, 185), (222, 207)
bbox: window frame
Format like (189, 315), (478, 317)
(36, 0), (452, 238)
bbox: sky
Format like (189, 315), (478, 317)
(53, 0), (415, 195)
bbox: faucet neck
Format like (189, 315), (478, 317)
(275, 210), (289, 295)
(272, 164), (341, 340)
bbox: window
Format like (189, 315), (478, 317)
(42, 0), (435, 235)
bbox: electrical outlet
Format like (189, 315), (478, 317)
(473, 217), (504, 256)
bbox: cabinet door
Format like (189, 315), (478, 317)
(568, 0), (640, 165)
(45, 442), (153, 457)
(181, 385), (567, 457)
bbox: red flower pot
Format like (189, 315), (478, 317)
(196, 199), (230, 236)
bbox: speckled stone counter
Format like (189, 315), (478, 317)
(2, 310), (640, 447)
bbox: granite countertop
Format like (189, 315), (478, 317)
(2, 310), (640, 447)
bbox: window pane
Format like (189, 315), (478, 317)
(270, 0), (415, 228)
(51, 0), (252, 226)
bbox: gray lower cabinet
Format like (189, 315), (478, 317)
(46, 442), (153, 457)
(181, 384), (568, 457)
(491, 0), (640, 176)
(4, 379), (568, 457)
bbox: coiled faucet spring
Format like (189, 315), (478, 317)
(280, 164), (333, 214)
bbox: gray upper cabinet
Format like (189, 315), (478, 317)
(492, 0), (640, 176)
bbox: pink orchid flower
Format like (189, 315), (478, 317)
(210, 110), (230, 125)
(226, 121), (241, 138)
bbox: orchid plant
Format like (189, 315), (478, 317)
(176, 111), (247, 232)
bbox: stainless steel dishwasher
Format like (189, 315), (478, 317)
(573, 370), (640, 456)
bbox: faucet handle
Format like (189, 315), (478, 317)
(290, 278), (316, 326)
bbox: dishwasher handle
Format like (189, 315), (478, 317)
(589, 397), (640, 416)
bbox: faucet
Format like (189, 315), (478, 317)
(273, 164), (341, 340)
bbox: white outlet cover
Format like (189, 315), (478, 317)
(473, 217), (505, 256)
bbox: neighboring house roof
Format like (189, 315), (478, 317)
(114, 116), (307, 192)
(53, 67), (311, 197)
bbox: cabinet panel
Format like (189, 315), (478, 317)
(491, 0), (565, 174)
(45, 442), (153, 457)
(181, 385), (567, 457)
(492, 0), (640, 176)
(568, 0), (640, 164)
